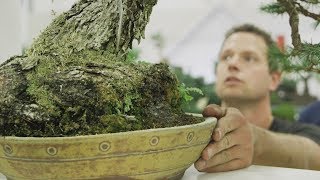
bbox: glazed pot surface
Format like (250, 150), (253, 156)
(0, 117), (216, 180)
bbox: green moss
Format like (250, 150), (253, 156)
(99, 114), (143, 133)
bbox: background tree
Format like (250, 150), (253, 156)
(261, 0), (320, 73)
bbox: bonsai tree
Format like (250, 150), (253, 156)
(0, 0), (203, 137)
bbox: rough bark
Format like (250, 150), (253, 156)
(0, 0), (202, 137)
(278, 0), (302, 50)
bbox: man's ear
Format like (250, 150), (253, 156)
(269, 71), (282, 91)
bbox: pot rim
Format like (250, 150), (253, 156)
(1, 116), (216, 141)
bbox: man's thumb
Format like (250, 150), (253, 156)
(202, 104), (226, 119)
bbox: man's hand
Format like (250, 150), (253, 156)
(194, 104), (254, 172)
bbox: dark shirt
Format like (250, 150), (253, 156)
(269, 118), (320, 145)
(299, 101), (320, 126)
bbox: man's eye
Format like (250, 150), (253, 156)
(222, 55), (232, 61)
(244, 56), (256, 62)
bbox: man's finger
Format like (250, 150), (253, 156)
(212, 108), (246, 141)
(202, 159), (249, 172)
(201, 134), (235, 160)
(202, 104), (226, 119)
(195, 145), (242, 171)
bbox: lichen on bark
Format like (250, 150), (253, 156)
(0, 0), (203, 137)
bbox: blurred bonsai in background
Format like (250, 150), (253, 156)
(261, 0), (320, 121)
(261, 0), (320, 72)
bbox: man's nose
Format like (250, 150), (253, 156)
(227, 55), (241, 70)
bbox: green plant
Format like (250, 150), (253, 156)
(178, 83), (203, 103)
(126, 48), (140, 62)
(173, 67), (221, 113)
(272, 103), (297, 122)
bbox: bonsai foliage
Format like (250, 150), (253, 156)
(0, 0), (202, 137)
(261, 0), (320, 73)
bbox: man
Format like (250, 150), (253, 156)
(194, 24), (320, 172)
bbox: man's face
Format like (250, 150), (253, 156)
(215, 32), (277, 102)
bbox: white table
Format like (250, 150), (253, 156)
(1, 165), (319, 179)
(182, 165), (320, 180)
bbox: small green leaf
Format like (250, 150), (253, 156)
(260, 3), (286, 14)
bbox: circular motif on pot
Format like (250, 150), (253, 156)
(3, 144), (13, 154)
(47, 147), (57, 156)
(187, 132), (194, 142)
(99, 141), (111, 152)
(150, 136), (159, 146)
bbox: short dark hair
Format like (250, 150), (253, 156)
(223, 24), (280, 72)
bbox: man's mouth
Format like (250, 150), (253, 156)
(225, 76), (242, 84)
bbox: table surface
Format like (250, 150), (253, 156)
(1, 165), (319, 180)
(182, 165), (320, 180)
